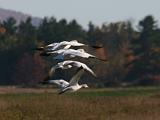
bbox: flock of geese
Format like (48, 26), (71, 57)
(35, 40), (106, 94)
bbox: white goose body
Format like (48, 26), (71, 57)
(49, 60), (96, 77)
(37, 40), (86, 51)
(46, 68), (88, 94)
(48, 48), (95, 60)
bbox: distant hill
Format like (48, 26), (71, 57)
(0, 8), (42, 26)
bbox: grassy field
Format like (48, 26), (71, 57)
(0, 87), (160, 120)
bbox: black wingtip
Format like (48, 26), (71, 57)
(38, 81), (48, 85)
(40, 52), (51, 56)
(38, 76), (50, 85)
(58, 91), (65, 95)
(43, 76), (50, 81)
(90, 45), (103, 49)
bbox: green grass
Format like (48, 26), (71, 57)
(67, 87), (160, 97)
(0, 87), (160, 120)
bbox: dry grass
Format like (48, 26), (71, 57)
(0, 87), (160, 120)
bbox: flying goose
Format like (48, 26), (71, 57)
(48, 60), (96, 77)
(44, 68), (88, 94)
(40, 48), (107, 61)
(36, 40), (102, 52)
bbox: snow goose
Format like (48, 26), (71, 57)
(48, 60), (96, 77)
(36, 40), (102, 52)
(44, 68), (88, 94)
(40, 48), (107, 61)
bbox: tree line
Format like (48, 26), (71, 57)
(0, 15), (160, 87)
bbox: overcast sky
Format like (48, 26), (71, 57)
(0, 0), (159, 28)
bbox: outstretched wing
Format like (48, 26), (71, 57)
(49, 42), (71, 51)
(68, 61), (96, 77)
(63, 44), (72, 49)
(69, 68), (84, 86)
(82, 64), (96, 77)
(48, 61), (74, 77)
(48, 79), (69, 88)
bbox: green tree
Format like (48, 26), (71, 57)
(87, 22), (96, 42)
(38, 17), (57, 44)
(2, 17), (17, 35)
(18, 17), (37, 50)
(67, 19), (86, 41)
(128, 15), (160, 85)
